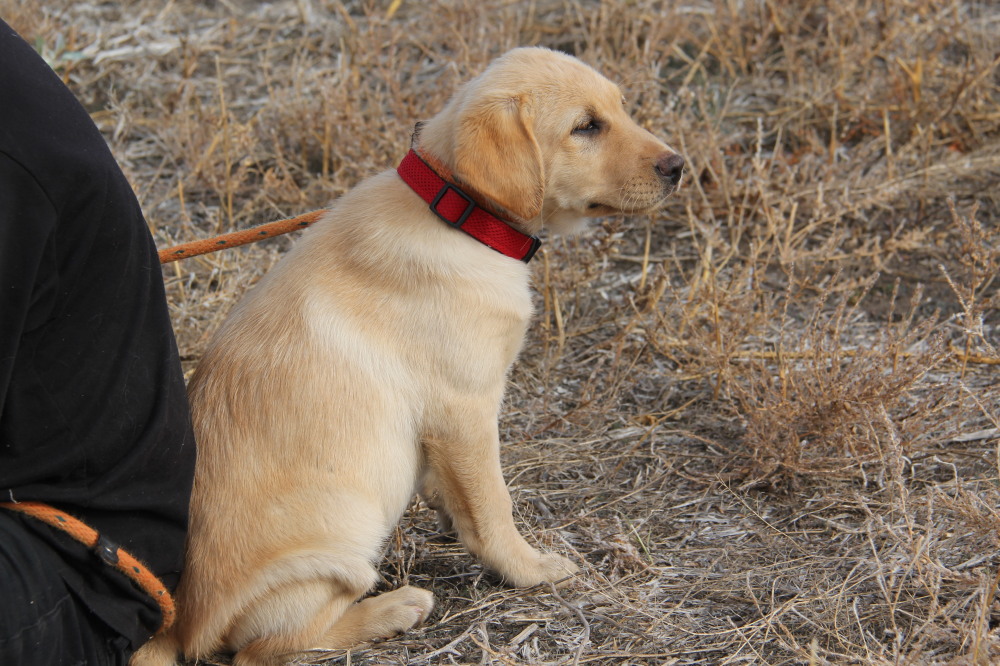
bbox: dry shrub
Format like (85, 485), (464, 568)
(728, 202), (998, 489)
(730, 277), (951, 486)
(646, 199), (997, 491)
(942, 201), (1000, 364)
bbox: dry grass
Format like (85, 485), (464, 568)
(6, 0), (1000, 663)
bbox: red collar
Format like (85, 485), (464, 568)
(396, 149), (541, 263)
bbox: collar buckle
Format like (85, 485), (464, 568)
(430, 183), (476, 229)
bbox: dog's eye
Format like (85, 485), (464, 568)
(572, 119), (602, 136)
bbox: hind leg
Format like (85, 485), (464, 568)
(227, 580), (354, 666)
(322, 585), (433, 648)
(227, 580), (432, 666)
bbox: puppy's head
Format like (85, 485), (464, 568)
(418, 47), (683, 234)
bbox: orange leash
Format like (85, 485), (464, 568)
(1, 501), (176, 633)
(158, 209), (326, 264)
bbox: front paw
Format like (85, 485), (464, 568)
(501, 551), (579, 588)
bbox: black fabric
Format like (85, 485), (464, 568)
(0, 512), (129, 666)
(0, 18), (196, 662)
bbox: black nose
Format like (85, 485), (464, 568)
(655, 153), (685, 185)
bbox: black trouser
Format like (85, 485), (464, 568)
(0, 512), (132, 666)
(0, 18), (196, 664)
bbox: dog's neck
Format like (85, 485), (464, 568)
(397, 145), (541, 263)
(409, 123), (539, 231)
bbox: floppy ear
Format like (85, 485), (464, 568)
(453, 94), (544, 222)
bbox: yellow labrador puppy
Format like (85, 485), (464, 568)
(132, 46), (683, 666)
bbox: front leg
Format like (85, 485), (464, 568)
(422, 412), (578, 588)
